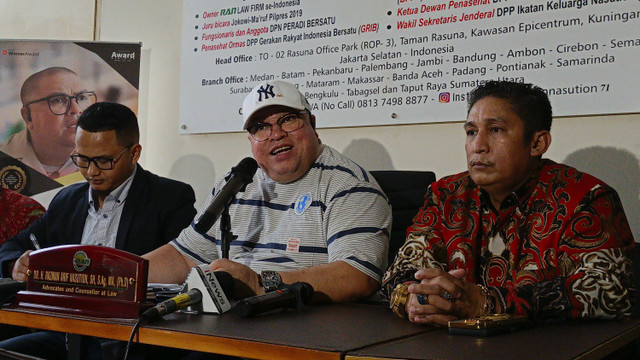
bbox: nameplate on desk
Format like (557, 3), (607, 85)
(15, 245), (148, 319)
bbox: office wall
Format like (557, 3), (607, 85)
(2, 0), (638, 240)
(0, 0), (95, 40)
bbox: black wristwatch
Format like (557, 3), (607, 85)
(259, 270), (282, 293)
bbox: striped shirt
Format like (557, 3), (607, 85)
(172, 145), (391, 282)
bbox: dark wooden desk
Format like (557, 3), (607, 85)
(1, 304), (639, 360)
(0, 303), (427, 360)
(346, 319), (640, 360)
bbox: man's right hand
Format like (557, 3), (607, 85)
(209, 258), (262, 298)
(12, 251), (32, 282)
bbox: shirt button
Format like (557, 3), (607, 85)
(103, 214), (108, 218)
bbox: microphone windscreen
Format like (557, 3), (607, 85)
(185, 266), (235, 313)
(214, 271), (235, 296)
(232, 157), (258, 180)
(294, 282), (314, 303)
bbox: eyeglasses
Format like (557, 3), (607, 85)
(247, 111), (309, 142)
(25, 91), (97, 115)
(70, 146), (131, 170)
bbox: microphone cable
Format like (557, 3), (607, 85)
(123, 287), (198, 360)
(122, 317), (143, 360)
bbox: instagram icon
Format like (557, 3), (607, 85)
(439, 92), (451, 103)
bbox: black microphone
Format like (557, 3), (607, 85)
(0, 278), (27, 305)
(235, 282), (314, 317)
(142, 270), (234, 320)
(194, 157), (258, 234)
(141, 288), (202, 320)
(185, 267), (235, 314)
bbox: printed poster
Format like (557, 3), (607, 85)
(0, 40), (141, 196)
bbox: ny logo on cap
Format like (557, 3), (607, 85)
(256, 84), (276, 101)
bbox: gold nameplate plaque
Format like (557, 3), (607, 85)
(15, 245), (148, 319)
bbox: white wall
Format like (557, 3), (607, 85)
(0, 0), (95, 40)
(3, 0), (638, 240)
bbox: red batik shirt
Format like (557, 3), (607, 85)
(0, 188), (45, 244)
(382, 160), (635, 319)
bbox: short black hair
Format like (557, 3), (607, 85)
(77, 102), (139, 146)
(467, 80), (552, 140)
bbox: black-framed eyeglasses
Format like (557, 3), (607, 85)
(25, 91), (97, 115)
(247, 111), (309, 142)
(70, 146), (132, 170)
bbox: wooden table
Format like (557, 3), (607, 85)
(1, 304), (638, 360)
(345, 318), (640, 360)
(0, 303), (427, 360)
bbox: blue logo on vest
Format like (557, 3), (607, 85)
(295, 192), (312, 215)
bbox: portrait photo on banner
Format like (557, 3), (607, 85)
(0, 40), (140, 196)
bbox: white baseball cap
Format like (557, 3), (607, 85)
(242, 80), (311, 129)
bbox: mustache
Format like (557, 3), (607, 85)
(469, 159), (492, 166)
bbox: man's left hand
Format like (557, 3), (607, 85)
(407, 268), (484, 326)
(209, 258), (263, 298)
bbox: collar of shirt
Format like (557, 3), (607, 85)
(81, 165), (137, 248)
(87, 165), (138, 211)
(478, 162), (544, 215)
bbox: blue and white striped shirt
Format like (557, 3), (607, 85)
(172, 145), (391, 282)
